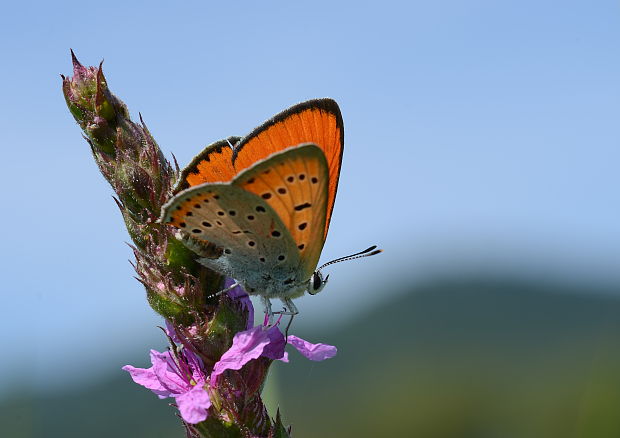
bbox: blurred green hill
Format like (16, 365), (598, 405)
(278, 278), (620, 438)
(4, 277), (620, 438)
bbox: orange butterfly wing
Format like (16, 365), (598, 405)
(177, 99), (344, 239)
(175, 136), (241, 192)
(233, 99), (343, 239)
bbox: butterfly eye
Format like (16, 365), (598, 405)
(308, 271), (328, 295)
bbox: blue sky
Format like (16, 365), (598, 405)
(0, 1), (618, 395)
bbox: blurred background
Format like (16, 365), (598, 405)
(1, 1), (619, 437)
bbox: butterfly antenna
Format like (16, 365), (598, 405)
(317, 245), (383, 271)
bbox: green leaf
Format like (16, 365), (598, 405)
(272, 409), (291, 438)
(194, 416), (243, 438)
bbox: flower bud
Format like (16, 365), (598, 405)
(62, 50), (128, 155)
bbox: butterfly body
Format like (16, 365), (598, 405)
(161, 99), (350, 316)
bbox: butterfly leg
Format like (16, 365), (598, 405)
(261, 296), (274, 325)
(284, 314), (294, 340)
(281, 298), (299, 316)
(281, 298), (299, 339)
(271, 299), (298, 316)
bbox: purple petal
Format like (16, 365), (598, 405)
(165, 320), (182, 344)
(122, 364), (171, 397)
(182, 350), (207, 385)
(224, 278), (254, 330)
(151, 350), (188, 394)
(211, 326), (271, 384)
(287, 336), (338, 361)
(262, 325), (286, 361)
(175, 384), (212, 424)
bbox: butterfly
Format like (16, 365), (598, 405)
(160, 98), (380, 319)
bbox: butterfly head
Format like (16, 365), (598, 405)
(308, 271), (330, 295)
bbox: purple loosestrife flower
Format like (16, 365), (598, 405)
(125, 280), (336, 425)
(210, 298), (337, 384)
(123, 348), (211, 424)
(211, 325), (288, 386)
(218, 278), (337, 364)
